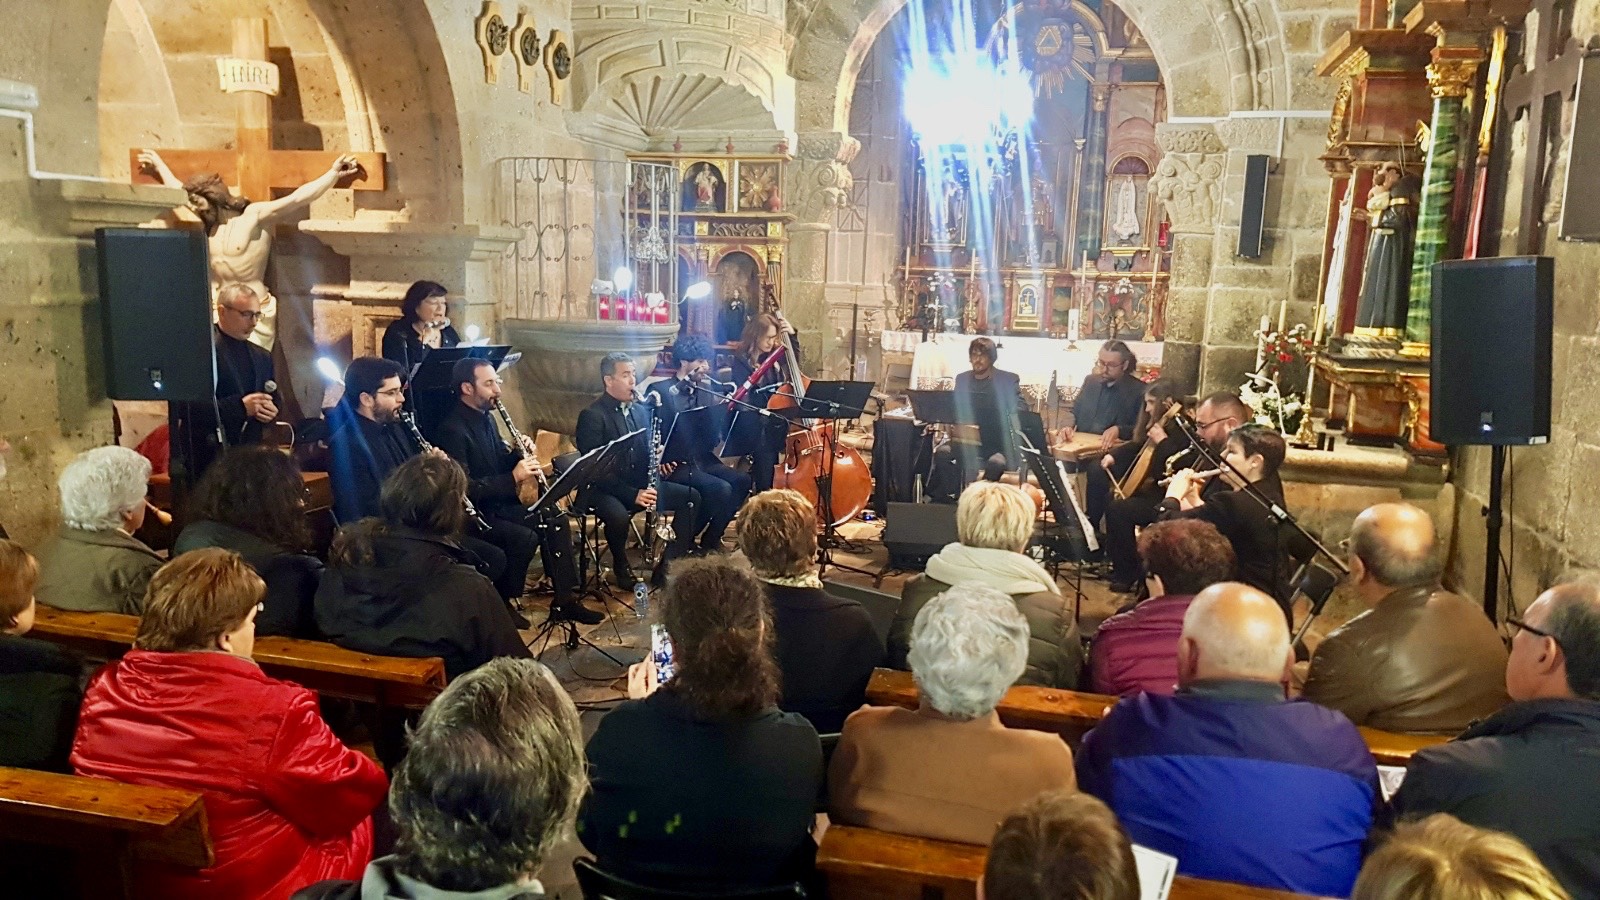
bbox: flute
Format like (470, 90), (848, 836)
(1157, 468), (1223, 487)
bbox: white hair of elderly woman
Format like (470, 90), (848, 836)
(906, 582), (1029, 720)
(59, 445), (151, 532)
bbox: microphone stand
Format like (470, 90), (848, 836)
(1168, 416), (1348, 644)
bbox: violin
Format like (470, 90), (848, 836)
(1112, 398), (1186, 500)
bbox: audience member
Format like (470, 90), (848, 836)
(175, 445), (323, 638)
(1388, 581), (1600, 897)
(581, 557), (822, 892)
(1304, 502), (1508, 733)
(1353, 814), (1570, 900)
(1077, 582), (1379, 897)
(983, 791), (1139, 900)
(739, 489), (882, 733)
(293, 658), (586, 900)
(830, 583), (1077, 845)
(72, 549), (387, 899)
(1089, 519), (1237, 697)
(1159, 423), (1293, 602)
(0, 540), (80, 772)
(316, 455), (530, 680)
(890, 481), (1081, 688)
(35, 445), (161, 614)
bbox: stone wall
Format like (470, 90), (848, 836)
(1444, 0), (1600, 615)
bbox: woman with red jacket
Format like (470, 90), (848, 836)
(72, 548), (387, 900)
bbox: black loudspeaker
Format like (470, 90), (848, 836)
(1430, 256), (1553, 445)
(882, 501), (958, 569)
(95, 228), (214, 401)
(1236, 154), (1269, 258)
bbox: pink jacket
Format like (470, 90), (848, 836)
(1088, 595), (1194, 697)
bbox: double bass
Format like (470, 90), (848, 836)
(763, 297), (873, 527)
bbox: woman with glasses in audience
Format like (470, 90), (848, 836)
(72, 549), (387, 900)
(175, 445), (324, 638)
(581, 557), (823, 893)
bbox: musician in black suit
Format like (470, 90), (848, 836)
(953, 337), (1024, 471)
(576, 353), (701, 587)
(1060, 340), (1145, 532)
(434, 358), (599, 624)
(645, 335), (750, 552)
(175, 283), (283, 476)
(1100, 380), (1194, 592)
(728, 312), (798, 494)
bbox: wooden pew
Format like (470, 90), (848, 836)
(0, 766), (210, 899)
(865, 668), (1447, 766)
(30, 606), (446, 710)
(817, 825), (1316, 900)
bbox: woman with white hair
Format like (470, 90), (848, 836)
(829, 583), (1077, 845)
(36, 446), (161, 614)
(889, 480), (1082, 688)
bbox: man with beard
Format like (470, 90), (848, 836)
(643, 335), (749, 552)
(138, 149), (360, 350)
(1059, 340), (1144, 534)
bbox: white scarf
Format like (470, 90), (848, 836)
(924, 543), (1059, 596)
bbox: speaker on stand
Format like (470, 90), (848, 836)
(1430, 255), (1553, 622)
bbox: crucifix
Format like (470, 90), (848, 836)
(1503, 0), (1583, 255)
(130, 18), (387, 349)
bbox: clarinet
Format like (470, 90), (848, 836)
(399, 411), (491, 531)
(493, 399), (552, 494)
(641, 392), (675, 542)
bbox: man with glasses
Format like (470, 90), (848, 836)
(1388, 579), (1600, 896)
(1059, 341), (1143, 534)
(1302, 503), (1507, 733)
(176, 282), (282, 476)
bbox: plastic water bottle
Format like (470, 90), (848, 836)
(633, 580), (649, 620)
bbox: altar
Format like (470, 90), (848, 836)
(882, 330), (1163, 401)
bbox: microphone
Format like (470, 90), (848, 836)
(1158, 468), (1223, 486)
(264, 379), (277, 394)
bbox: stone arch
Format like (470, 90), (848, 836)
(789, 0), (1290, 135)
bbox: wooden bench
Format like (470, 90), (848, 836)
(864, 668), (1447, 766)
(817, 825), (1316, 900)
(31, 606), (446, 710)
(0, 766), (210, 899)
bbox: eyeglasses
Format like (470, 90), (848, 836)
(1196, 415), (1235, 430)
(1507, 616), (1560, 647)
(223, 306), (265, 321)
(376, 387), (406, 398)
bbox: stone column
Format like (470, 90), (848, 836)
(1405, 53), (1479, 350)
(1150, 124), (1227, 390)
(784, 132), (859, 375)
(1074, 84), (1112, 267)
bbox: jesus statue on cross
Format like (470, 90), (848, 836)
(138, 148), (360, 350)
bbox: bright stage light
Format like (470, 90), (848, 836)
(465, 324), (482, 342)
(315, 357), (345, 384)
(683, 281), (712, 300)
(903, 55), (1033, 146)
(613, 266), (634, 293)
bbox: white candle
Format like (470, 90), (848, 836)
(1276, 296), (1288, 333)
(1256, 314), (1270, 370)
(1068, 308), (1081, 341)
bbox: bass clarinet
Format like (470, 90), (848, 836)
(399, 410), (491, 531)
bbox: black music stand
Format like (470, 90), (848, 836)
(1020, 440), (1094, 619)
(406, 345), (513, 435)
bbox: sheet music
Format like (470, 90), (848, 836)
(1132, 845), (1177, 900)
(1055, 456), (1101, 552)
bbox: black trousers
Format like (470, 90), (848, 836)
(670, 461), (750, 549)
(590, 480), (700, 570)
(481, 503), (580, 603)
(750, 431), (782, 493)
(473, 512), (539, 601)
(1084, 460), (1115, 533)
(459, 534), (508, 593)
(1104, 491), (1164, 583)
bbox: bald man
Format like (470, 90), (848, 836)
(1303, 503), (1508, 734)
(1077, 583), (1379, 897)
(1388, 581), (1600, 896)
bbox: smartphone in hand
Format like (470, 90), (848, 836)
(650, 623), (676, 684)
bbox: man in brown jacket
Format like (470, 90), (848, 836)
(1303, 503), (1507, 733)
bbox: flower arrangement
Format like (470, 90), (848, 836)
(1244, 321), (1313, 435)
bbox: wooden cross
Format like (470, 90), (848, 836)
(129, 18), (385, 200)
(1503, 0), (1582, 254)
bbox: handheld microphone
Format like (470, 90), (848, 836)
(1158, 468), (1223, 487)
(264, 380), (277, 393)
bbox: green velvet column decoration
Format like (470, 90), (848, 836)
(1405, 92), (1463, 346)
(1075, 84), (1110, 266)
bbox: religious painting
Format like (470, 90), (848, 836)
(917, 156), (970, 250)
(736, 162), (781, 212)
(1012, 277), (1044, 330)
(1103, 156), (1151, 249)
(1088, 277), (1152, 340)
(681, 161), (727, 213)
(1050, 285), (1073, 331)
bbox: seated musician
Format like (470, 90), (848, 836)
(174, 445), (325, 638)
(174, 283), (283, 477)
(645, 335), (751, 552)
(433, 358), (599, 625)
(1100, 379), (1192, 591)
(35, 446), (162, 616)
(728, 312), (799, 494)
(324, 356), (516, 614)
(316, 455), (532, 680)
(576, 352), (700, 588)
(1159, 423), (1292, 605)
(73, 549), (388, 900)
(829, 583), (1077, 845)
(953, 337), (1023, 472)
(1058, 340), (1144, 533)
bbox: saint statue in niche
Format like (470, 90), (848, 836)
(684, 162), (723, 211)
(1110, 175), (1142, 244)
(1352, 162), (1419, 338)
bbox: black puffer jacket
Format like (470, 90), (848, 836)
(314, 524), (529, 679)
(174, 520), (323, 639)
